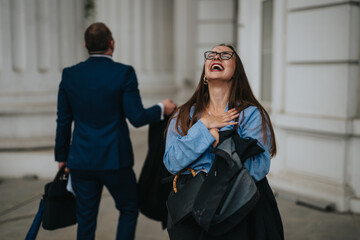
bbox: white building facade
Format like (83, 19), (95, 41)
(0, 0), (359, 213)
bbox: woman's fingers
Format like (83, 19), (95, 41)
(223, 112), (239, 121)
(228, 112), (240, 119)
(205, 109), (240, 128)
(225, 108), (238, 115)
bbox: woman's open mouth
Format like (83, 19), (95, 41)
(210, 63), (224, 71)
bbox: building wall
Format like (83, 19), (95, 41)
(0, 0), (359, 213)
(251, 0), (360, 213)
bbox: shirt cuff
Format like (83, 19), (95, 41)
(157, 102), (164, 120)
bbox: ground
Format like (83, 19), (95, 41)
(0, 130), (359, 240)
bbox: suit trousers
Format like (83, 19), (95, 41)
(71, 168), (139, 240)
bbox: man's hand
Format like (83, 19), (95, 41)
(58, 162), (69, 174)
(209, 128), (219, 148)
(200, 108), (239, 129)
(162, 98), (176, 116)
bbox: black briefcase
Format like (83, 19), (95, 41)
(42, 166), (77, 230)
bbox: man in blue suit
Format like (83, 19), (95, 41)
(55, 22), (176, 240)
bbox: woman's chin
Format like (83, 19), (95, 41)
(207, 78), (232, 83)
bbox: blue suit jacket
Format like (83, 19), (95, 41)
(55, 56), (161, 170)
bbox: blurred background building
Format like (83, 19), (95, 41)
(0, 0), (359, 214)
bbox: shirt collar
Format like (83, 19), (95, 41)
(89, 54), (113, 61)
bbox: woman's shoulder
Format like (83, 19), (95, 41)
(237, 105), (264, 129)
(171, 105), (194, 119)
(240, 105), (260, 118)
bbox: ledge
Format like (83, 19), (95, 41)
(0, 137), (54, 150)
(273, 113), (358, 136)
(0, 103), (56, 116)
(268, 171), (351, 212)
(353, 119), (360, 136)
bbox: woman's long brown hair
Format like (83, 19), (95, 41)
(167, 44), (277, 157)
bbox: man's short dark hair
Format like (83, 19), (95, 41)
(84, 22), (113, 53)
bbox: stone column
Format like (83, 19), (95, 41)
(95, 0), (176, 106)
(10, 0), (27, 72)
(36, 0), (51, 72)
(174, 0), (198, 101)
(269, 0), (360, 213)
(143, 0), (155, 73)
(59, 0), (78, 69)
(237, 0), (262, 98)
(132, 0), (145, 71)
(0, 0), (86, 178)
(0, 1), (3, 72)
(118, 0), (133, 64)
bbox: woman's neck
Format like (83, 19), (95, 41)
(207, 80), (231, 115)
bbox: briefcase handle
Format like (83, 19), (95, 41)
(173, 168), (196, 194)
(54, 165), (68, 181)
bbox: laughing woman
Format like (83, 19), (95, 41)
(163, 44), (284, 240)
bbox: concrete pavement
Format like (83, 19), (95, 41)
(0, 130), (359, 240)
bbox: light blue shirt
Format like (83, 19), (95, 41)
(163, 105), (272, 181)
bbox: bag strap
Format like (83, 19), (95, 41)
(173, 168), (196, 193)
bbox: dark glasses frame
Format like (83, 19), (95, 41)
(204, 51), (235, 60)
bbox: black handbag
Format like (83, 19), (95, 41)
(166, 168), (206, 226)
(42, 166), (77, 230)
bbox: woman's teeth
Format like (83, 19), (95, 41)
(211, 64), (224, 70)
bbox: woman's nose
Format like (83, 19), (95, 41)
(213, 53), (221, 60)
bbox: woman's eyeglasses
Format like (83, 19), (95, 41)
(204, 51), (235, 60)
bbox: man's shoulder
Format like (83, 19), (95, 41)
(112, 61), (133, 70)
(62, 59), (134, 76)
(62, 60), (87, 72)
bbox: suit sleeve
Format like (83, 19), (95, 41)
(122, 66), (161, 127)
(54, 69), (73, 162)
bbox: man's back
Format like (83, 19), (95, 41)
(54, 22), (175, 240)
(55, 56), (161, 170)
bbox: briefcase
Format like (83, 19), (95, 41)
(42, 166), (77, 230)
